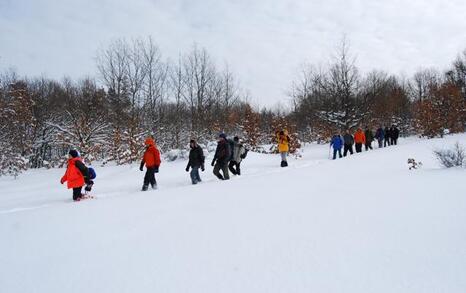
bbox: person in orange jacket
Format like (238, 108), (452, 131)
(60, 149), (91, 201)
(140, 137), (161, 191)
(354, 128), (366, 153)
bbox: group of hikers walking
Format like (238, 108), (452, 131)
(142, 133), (250, 189)
(63, 124), (393, 201)
(330, 125), (400, 160)
(60, 133), (252, 201)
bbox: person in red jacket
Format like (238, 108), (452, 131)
(140, 137), (161, 191)
(60, 150), (90, 201)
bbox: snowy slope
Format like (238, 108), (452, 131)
(1, 135), (466, 293)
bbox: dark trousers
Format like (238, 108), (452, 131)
(343, 144), (353, 156)
(73, 187), (83, 201)
(377, 139), (383, 148)
(228, 161), (241, 175)
(143, 167), (157, 187)
(355, 143), (363, 153)
(384, 138), (390, 147)
(365, 142), (373, 151)
(333, 149), (342, 160)
(391, 138), (398, 145)
(190, 167), (202, 184)
(213, 162), (230, 180)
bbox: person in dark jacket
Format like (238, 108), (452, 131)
(391, 125), (400, 145)
(229, 136), (247, 175)
(384, 126), (391, 147)
(60, 149), (91, 201)
(330, 133), (343, 160)
(375, 126), (385, 148)
(211, 133), (230, 180)
(186, 139), (205, 184)
(343, 130), (354, 156)
(364, 127), (374, 151)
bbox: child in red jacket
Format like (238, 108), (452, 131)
(61, 150), (91, 201)
(140, 138), (161, 191)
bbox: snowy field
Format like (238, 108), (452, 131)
(1, 134), (466, 293)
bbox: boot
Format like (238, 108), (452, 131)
(142, 184), (148, 191)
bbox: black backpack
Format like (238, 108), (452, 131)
(240, 148), (249, 159)
(227, 139), (235, 161)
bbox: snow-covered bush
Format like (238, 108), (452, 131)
(164, 149), (189, 162)
(205, 141), (218, 154)
(433, 142), (465, 168)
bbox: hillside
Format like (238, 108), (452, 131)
(1, 134), (465, 293)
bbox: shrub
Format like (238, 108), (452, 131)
(433, 142), (465, 168)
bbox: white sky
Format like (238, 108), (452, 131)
(1, 0), (466, 106)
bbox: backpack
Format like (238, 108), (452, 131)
(240, 148), (249, 159)
(88, 167), (97, 180)
(227, 139), (235, 161)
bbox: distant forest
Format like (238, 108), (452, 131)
(1, 37), (465, 176)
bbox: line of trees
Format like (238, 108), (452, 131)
(289, 41), (466, 142)
(1, 38), (465, 177)
(0, 38), (284, 176)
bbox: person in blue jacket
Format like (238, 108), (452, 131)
(375, 126), (385, 148)
(330, 133), (343, 160)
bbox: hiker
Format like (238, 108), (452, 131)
(330, 133), (343, 160)
(391, 125), (400, 145)
(343, 129), (354, 156)
(364, 127), (374, 151)
(211, 133), (230, 180)
(354, 128), (366, 153)
(229, 136), (248, 175)
(60, 149), (91, 201)
(277, 130), (290, 167)
(384, 126), (391, 147)
(139, 137), (161, 191)
(186, 139), (205, 185)
(375, 126), (385, 148)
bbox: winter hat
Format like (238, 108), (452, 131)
(145, 137), (155, 146)
(234, 136), (239, 142)
(68, 149), (79, 158)
(219, 133), (227, 139)
(190, 139), (196, 144)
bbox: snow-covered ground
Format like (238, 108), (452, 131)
(1, 134), (466, 293)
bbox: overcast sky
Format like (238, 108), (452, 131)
(1, 0), (466, 106)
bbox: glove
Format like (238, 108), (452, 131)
(60, 178), (65, 184)
(201, 164), (205, 172)
(84, 184), (93, 192)
(154, 166), (159, 173)
(211, 160), (215, 166)
(185, 166), (189, 172)
(139, 162), (144, 171)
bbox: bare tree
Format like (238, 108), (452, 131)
(96, 39), (129, 100)
(142, 37), (168, 129)
(182, 45), (216, 134)
(408, 68), (440, 102)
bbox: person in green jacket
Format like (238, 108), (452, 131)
(364, 127), (374, 151)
